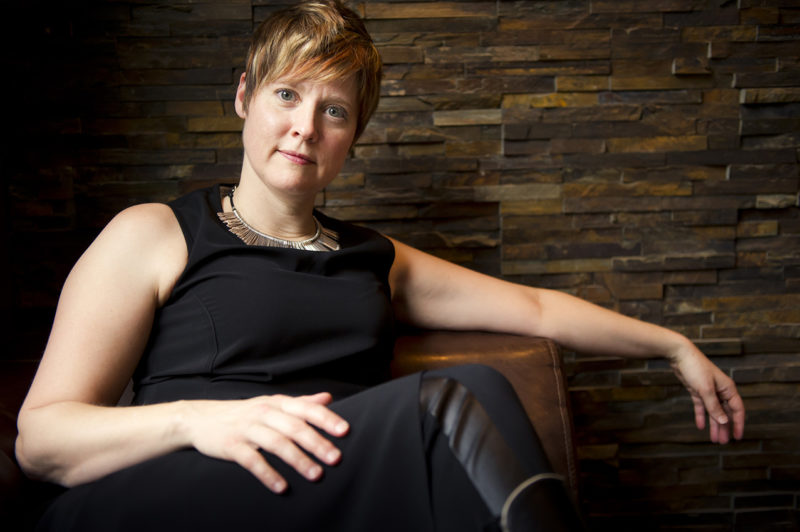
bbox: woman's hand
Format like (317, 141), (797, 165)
(184, 392), (349, 493)
(668, 343), (745, 444)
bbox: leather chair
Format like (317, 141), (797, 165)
(1, 330), (577, 530)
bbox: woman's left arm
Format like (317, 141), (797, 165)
(388, 237), (745, 444)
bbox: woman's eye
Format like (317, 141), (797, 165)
(326, 106), (347, 119)
(277, 89), (295, 102)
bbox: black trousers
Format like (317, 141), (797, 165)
(37, 365), (581, 532)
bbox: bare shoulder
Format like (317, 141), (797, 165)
(104, 202), (182, 242)
(82, 202), (187, 305)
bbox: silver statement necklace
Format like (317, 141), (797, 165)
(217, 187), (340, 251)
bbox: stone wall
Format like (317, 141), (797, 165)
(5, 1), (799, 529)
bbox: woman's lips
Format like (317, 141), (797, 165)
(279, 150), (315, 165)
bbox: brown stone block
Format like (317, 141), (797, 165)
(445, 140), (501, 157)
(378, 46), (424, 64)
(592, 0), (705, 13)
(546, 241), (642, 262)
(501, 258), (612, 276)
(682, 26), (757, 43)
(538, 45), (610, 61)
(607, 135), (707, 153)
(381, 78), (458, 97)
(672, 57), (711, 76)
(567, 195), (669, 214)
(696, 177), (799, 196)
(757, 24), (800, 41)
(433, 109), (502, 126)
(741, 117), (800, 136)
(600, 90), (703, 105)
(740, 7), (780, 24)
(742, 337), (800, 355)
(397, 144), (446, 158)
(623, 165), (726, 182)
(503, 139), (549, 156)
(692, 339), (743, 356)
(384, 64), (462, 82)
(543, 104), (642, 123)
(740, 88), (800, 104)
(499, 169), (563, 185)
(715, 310), (800, 331)
(556, 76), (609, 92)
(376, 97), (432, 114)
(670, 208), (739, 226)
(502, 243), (547, 261)
(614, 253), (737, 272)
(564, 180), (692, 197)
(363, 2), (496, 19)
(475, 184), (561, 203)
(737, 220), (780, 238)
(755, 195), (798, 209)
(504, 122), (570, 141)
(667, 149), (797, 166)
(663, 271), (718, 285)
(471, 60), (609, 78)
(319, 205), (418, 222)
(500, 199), (563, 216)
(424, 45), (537, 64)
(365, 18), (494, 35)
(611, 75), (714, 90)
(527, 92), (599, 108)
(735, 71), (800, 88)
(488, 27), (610, 46)
(550, 138), (606, 154)
(326, 173), (365, 189)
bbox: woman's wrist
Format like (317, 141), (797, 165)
(662, 330), (699, 366)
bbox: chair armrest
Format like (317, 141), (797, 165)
(392, 330), (578, 498)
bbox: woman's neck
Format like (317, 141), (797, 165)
(225, 181), (318, 241)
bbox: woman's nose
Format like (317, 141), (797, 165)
(291, 106), (318, 142)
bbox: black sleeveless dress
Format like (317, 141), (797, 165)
(35, 186), (559, 532)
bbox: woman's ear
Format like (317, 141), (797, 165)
(234, 72), (248, 119)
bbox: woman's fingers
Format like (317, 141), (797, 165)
(258, 402), (343, 467)
(246, 423), (325, 482)
(227, 440), (288, 493)
(187, 393), (349, 492)
(278, 393), (350, 439)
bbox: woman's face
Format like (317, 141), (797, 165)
(235, 72), (358, 199)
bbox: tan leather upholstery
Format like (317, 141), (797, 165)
(392, 331), (578, 498)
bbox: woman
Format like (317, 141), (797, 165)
(16, 1), (744, 530)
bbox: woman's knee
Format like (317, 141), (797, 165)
(423, 363), (516, 401)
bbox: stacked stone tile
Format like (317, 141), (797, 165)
(5, 1), (799, 529)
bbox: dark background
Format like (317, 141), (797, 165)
(3, 1), (799, 529)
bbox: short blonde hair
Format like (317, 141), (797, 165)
(243, 0), (382, 142)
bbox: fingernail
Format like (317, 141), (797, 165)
(335, 421), (349, 434)
(272, 480), (287, 493)
(326, 449), (341, 463)
(307, 465), (322, 480)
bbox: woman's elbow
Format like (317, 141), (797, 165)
(15, 412), (70, 486)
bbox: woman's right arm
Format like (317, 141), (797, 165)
(15, 204), (347, 492)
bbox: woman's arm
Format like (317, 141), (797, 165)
(16, 204), (347, 492)
(388, 237), (745, 444)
